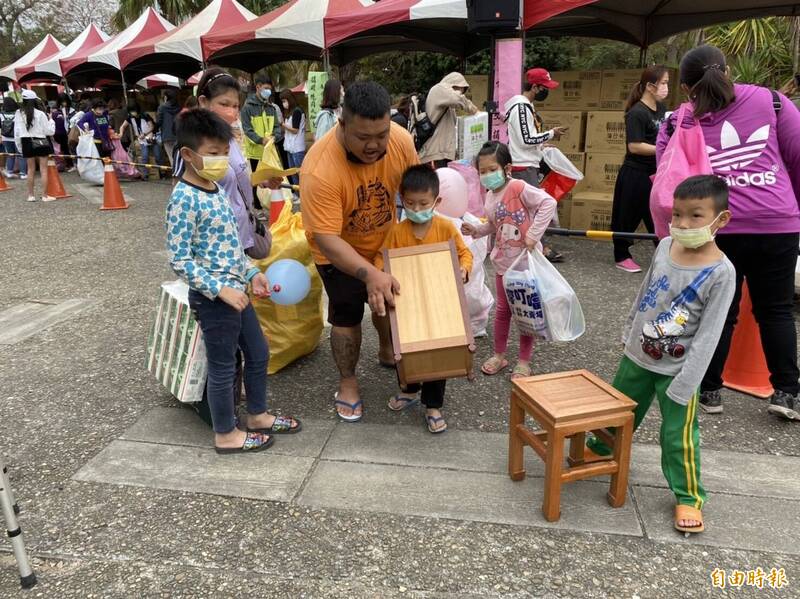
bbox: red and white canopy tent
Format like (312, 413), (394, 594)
(0, 34), (64, 82)
(204, 0), (389, 72)
(61, 8), (174, 90)
(322, 0), (600, 61)
(17, 24), (109, 85)
(120, 0), (257, 80)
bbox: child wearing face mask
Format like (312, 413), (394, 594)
(374, 165), (473, 434)
(461, 141), (556, 379)
(587, 174), (735, 535)
(166, 108), (301, 454)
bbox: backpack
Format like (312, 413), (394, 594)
(1, 114), (13, 138)
(409, 91), (443, 152)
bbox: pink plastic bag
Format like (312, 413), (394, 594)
(650, 104), (712, 239)
(111, 138), (140, 179)
(448, 159), (485, 217)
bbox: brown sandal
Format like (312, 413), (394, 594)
(674, 504), (704, 534)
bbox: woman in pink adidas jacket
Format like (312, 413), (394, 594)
(656, 44), (800, 421)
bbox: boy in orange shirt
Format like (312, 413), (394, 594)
(375, 165), (473, 433)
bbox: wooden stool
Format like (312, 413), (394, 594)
(508, 370), (636, 522)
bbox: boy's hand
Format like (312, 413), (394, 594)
(461, 222), (477, 237)
(251, 273), (271, 299)
(460, 267), (469, 283)
(218, 287), (249, 312)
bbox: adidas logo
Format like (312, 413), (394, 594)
(707, 121), (769, 171)
(707, 121), (777, 187)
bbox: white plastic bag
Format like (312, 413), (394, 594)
(461, 212), (494, 337)
(77, 132), (104, 185)
(503, 250), (585, 342)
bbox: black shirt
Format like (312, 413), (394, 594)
(623, 101), (666, 174)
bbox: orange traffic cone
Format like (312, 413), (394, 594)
(0, 169), (11, 192)
(722, 282), (774, 398)
(45, 158), (71, 199)
(100, 159), (129, 211)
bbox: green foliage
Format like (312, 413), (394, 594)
(114, 0), (285, 29)
(706, 17), (796, 89)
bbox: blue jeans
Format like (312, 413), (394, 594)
(140, 144), (161, 178)
(287, 151), (305, 185)
(3, 140), (26, 175)
(188, 290), (269, 434)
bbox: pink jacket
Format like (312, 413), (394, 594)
(473, 178), (556, 274)
(656, 84), (800, 235)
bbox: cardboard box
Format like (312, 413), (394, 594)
(145, 280), (208, 404)
(537, 110), (586, 152)
(457, 111), (489, 161)
(584, 152), (624, 193)
(465, 75), (489, 112)
(599, 68), (678, 111)
(556, 193), (573, 229)
(537, 71), (602, 110)
(585, 111), (626, 153)
(570, 192), (614, 231)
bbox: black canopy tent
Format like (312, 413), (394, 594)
(524, 0), (800, 49)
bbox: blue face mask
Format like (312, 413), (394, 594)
(480, 170), (507, 191)
(259, 88), (272, 100)
(405, 207), (435, 224)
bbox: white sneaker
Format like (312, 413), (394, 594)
(42, 195), (57, 202)
(26, 195), (37, 202)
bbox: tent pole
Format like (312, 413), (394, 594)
(120, 70), (128, 105)
(323, 50), (331, 75)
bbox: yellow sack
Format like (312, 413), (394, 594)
(252, 201), (324, 374)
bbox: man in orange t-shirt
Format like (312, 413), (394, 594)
(300, 81), (418, 422)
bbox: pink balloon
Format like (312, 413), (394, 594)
(435, 167), (468, 218)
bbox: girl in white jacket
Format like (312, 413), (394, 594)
(14, 90), (55, 202)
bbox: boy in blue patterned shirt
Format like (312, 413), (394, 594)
(166, 109), (300, 454)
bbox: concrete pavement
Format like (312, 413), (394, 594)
(0, 173), (797, 597)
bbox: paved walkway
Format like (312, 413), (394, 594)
(75, 406), (800, 557)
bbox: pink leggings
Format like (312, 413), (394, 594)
(494, 274), (533, 362)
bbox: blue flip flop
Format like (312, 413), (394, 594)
(334, 392), (363, 423)
(426, 414), (448, 434)
(387, 394), (419, 412)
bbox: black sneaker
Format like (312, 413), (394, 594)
(699, 389), (723, 414)
(767, 390), (800, 421)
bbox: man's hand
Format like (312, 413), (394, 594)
(460, 267), (469, 283)
(218, 286), (249, 312)
(258, 176), (283, 190)
(364, 268), (400, 317)
(552, 126), (568, 141)
(461, 222), (477, 237)
(251, 273), (271, 299)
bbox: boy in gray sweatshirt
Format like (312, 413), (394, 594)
(589, 175), (736, 534)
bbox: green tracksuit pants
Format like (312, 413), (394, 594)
(588, 356), (706, 509)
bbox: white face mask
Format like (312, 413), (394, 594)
(670, 214), (722, 249)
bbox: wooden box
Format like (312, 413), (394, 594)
(383, 240), (475, 385)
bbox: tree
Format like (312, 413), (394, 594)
(0, 0), (39, 65)
(114, 0), (284, 29)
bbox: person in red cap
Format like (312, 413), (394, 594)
(504, 67), (568, 262)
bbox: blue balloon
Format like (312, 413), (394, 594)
(265, 259), (311, 305)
